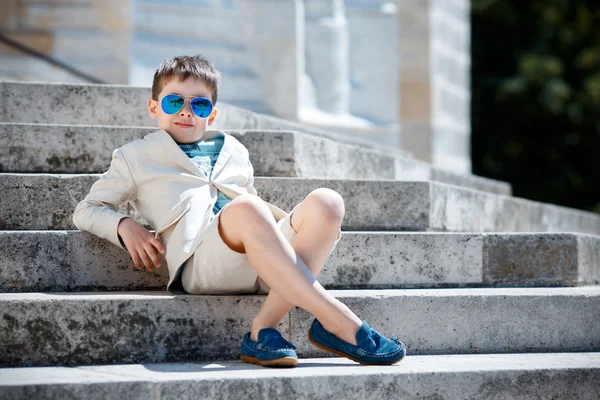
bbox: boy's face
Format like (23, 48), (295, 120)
(147, 77), (218, 144)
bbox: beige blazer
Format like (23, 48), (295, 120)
(73, 129), (287, 290)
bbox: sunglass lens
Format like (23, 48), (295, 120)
(161, 94), (184, 114)
(191, 97), (213, 118)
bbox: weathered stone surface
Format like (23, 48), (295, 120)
(0, 231), (489, 292)
(0, 81), (388, 147)
(0, 81), (511, 193)
(3, 231), (598, 293)
(579, 234), (600, 285)
(398, 0), (472, 174)
(0, 231), (71, 291)
(0, 174), (596, 233)
(1, 354), (599, 400)
(0, 380), (152, 400)
(430, 167), (510, 196)
(1, 288), (599, 367)
(289, 287), (600, 357)
(0, 122), (511, 192)
(0, 81), (153, 126)
(483, 234), (582, 286)
(429, 183), (600, 234)
(0, 291), (287, 367)
(0, 124), (395, 179)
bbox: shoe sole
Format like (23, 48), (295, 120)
(307, 328), (406, 366)
(240, 354), (298, 368)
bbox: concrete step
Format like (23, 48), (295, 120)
(2, 230), (598, 293)
(1, 287), (599, 367)
(0, 122), (510, 194)
(0, 80), (512, 194)
(0, 174), (598, 234)
(1, 353), (598, 399)
(0, 80), (409, 147)
(0, 122), (393, 180)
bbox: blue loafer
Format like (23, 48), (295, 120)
(308, 319), (406, 365)
(240, 328), (298, 368)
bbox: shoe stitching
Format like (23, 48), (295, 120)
(311, 324), (405, 358)
(242, 336), (297, 356)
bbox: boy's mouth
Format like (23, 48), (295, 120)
(175, 123), (194, 128)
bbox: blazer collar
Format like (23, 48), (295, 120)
(144, 129), (236, 179)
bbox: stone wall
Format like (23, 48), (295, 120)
(398, 0), (471, 174)
(0, 0), (472, 173)
(0, 0), (131, 83)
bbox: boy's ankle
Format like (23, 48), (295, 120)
(320, 320), (360, 346)
(250, 319), (277, 341)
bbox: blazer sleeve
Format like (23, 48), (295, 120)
(72, 148), (136, 249)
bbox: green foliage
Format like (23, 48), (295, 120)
(471, 0), (600, 214)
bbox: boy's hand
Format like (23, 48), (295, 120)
(117, 217), (166, 271)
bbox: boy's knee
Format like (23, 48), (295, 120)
(307, 188), (345, 222)
(227, 194), (272, 219)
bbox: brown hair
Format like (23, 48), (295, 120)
(151, 54), (222, 104)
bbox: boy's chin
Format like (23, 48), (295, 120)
(164, 128), (205, 143)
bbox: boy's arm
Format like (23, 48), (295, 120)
(73, 148), (136, 250)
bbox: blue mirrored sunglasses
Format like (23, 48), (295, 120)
(160, 94), (213, 118)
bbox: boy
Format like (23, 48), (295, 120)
(73, 55), (405, 368)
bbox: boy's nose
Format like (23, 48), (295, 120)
(180, 100), (193, 116)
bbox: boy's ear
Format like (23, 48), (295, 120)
(148, 99), (158, 119)
(207, 107), (218, 126)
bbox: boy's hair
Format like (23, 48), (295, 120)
(151, 55), (222, 104)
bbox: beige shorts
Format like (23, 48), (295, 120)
(180, 203), (341, 295)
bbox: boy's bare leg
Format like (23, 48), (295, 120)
(218, 190), (362, 345)
(249, 189), (351, 341)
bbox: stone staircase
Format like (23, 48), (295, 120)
(0, 81), (599, 399)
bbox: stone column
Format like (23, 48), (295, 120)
(249, 0), (304, 120)
(397, 0), (472, 174)
(345, 0), (398, 125)
(303, 0), (349, 115)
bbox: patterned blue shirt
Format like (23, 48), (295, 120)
(178, 135), (232, 215)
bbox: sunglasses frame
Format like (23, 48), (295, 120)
(160, 94), (214, 119)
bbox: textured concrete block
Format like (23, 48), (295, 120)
(429, 182), (600, 234)
(324, 232), (482, 287)
(0, 82), (393, 149)
(0, 174), (431, 231)
(1, 231), (492, 292)
(0, 354), (598, 400)
(0, 124), (396, 179)
(289, 287), (600, 357)
(0, 82), (510, 193)
(0, 174), (596, 233)
(0, 81), (153, 126)
(0, 231), (70, 291)
(0, 174), (100, 230)
(483, 234), (582, 286)
(1, 288), (599, 367)
(429, 167), (509, 195)
(255, 179), (434, 231)
(5, 230), (597, 293)
(0, 122), (509, 193)
(69, 231), (167, 291)
(579, 234), (600, 285)
(0, 292), (288, 367)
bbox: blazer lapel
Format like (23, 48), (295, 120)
(144, 130), (206, 178)
(204, 129), (234, 180)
